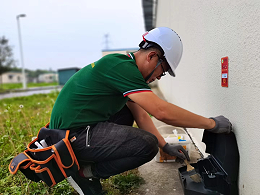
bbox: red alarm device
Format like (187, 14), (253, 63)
(221, 57), (228, 87)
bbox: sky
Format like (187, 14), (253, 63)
(0, 0), (145, 71)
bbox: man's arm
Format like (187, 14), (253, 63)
(126, 99), (190, 161)
(127, 91), (231, 161)
(128, 92), (216, 129)
(126, 101), (166, 148)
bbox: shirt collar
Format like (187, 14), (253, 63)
(127, 53), (136, 61)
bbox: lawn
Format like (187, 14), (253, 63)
(0, 91), (143, 194)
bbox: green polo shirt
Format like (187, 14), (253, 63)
(49, 53), (151, 130)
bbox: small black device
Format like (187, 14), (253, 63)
(178, 131), (239, 195)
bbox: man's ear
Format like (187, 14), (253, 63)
(147, 51), (157, 62)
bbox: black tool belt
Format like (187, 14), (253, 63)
(9, 123), (80, 187)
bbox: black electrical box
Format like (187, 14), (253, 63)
(178, 131), (239, 195)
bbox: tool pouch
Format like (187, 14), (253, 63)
(9, 123), (80, 187)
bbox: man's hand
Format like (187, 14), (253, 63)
(162, 143), (190, 163)
(206, 115), (232, 134)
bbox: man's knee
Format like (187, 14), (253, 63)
(142, 133), (159, 160)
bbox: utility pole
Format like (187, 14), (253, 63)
(16, 14), (27, 89)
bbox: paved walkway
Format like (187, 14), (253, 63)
(0, 86), (62, 100)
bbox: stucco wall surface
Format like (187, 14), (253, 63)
(156, 0), (260, 194)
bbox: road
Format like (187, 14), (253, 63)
(0, 86), (62, 100)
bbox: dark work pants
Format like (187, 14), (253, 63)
(70, 105), (159, 179)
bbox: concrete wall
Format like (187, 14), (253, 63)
(156, 1), (260, 194)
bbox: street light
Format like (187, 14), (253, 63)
(16, 14), (27, 89)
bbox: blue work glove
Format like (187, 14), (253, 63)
(206, 115), (232, 134)
(162, 143), (190, 163)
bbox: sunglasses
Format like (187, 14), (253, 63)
(157, 55), (166, 77)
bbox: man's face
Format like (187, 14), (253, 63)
(146, 54), (170, 84)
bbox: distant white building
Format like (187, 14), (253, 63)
(38, 73), (58, 83)
(1, 71), (27, 84)
(102, 48), (139, 57)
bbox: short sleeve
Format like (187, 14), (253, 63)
(104, 61), (151, 97)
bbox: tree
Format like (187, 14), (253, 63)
(0, 36), (16, 87)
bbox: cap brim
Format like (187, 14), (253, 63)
(168, 68), (175, 77)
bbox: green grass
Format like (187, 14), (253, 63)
(0, 82), (58, 92)
(0, 92), (144, 194)
(111, 171), (144, 194)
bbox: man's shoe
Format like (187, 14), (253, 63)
(67, 173), (105, 195)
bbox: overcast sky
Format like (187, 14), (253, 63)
(0, 0), (145, 71)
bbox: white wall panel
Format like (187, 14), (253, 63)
(156, 1), (260, 194)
